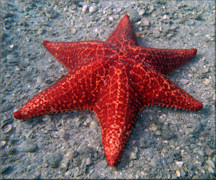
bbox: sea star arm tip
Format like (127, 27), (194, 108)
(137, 47), (198, 75)
(130, 63), (203, 112)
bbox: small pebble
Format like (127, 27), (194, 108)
(162, 14), (168, 20)
(42, 115), (51, 122)
(161, 126), (176, 140)
(150, 157), (163, 169)
(90, 121), (97, 128)
(142, 19), (150, 26)
(175, 161), (184, 168)
(197, 150), (205, 156)
(139, 9), (145, 16)
(167, 33), (173, 38)
(130, 147), (138, 160)
(0, 140), (7, 148)
(0, 103), (13, 112)
(202, 78), (211, 86)
(130, 152), (137, 160)
(208, 166), (214, 173)
(82, 5), (88, 12)
(70, 5), (77, 10)
(176, 169), (181, 177)
(9, 44), (15, 49)
(146, 4), (154, 14)
(85, 157), (92, 166)
(89, 5), (97, 13)
(20, 140), (38, 152)
(206, 159), (215, 168)
(37, 28), (45, 35)
(180, 79), (189, 85)
(25, 37), (31, 42)
(46, 152), (63, 168)
(205, 148), (214, 156)
(72, 150), (79, 158)
(128, 161), (134, 168)
(2, 124), (13, 134)
(108, 16), (114, 21)
(150, 123), (157, 131)
(45, 9), (58, 18)
(155, 130), (161, 136)
(71, 28), (77, 35)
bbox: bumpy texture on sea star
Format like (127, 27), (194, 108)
(14, 14), (203, 166)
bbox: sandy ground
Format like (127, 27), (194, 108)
(0, 0), (215, 179)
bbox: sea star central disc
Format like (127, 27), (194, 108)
(14, 14), (203, 166)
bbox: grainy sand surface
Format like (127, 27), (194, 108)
(0, 0), (215, 179)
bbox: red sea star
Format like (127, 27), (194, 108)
(14, 14), (203, 166)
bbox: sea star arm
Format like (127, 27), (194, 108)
(130, 63), (203, 111)
(14, 58), (108, 120)
(93, 62), (141, 166)
(135, 46), (197, 75)
(106, 14), (138, 48)
(43, 40), (114, 71)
